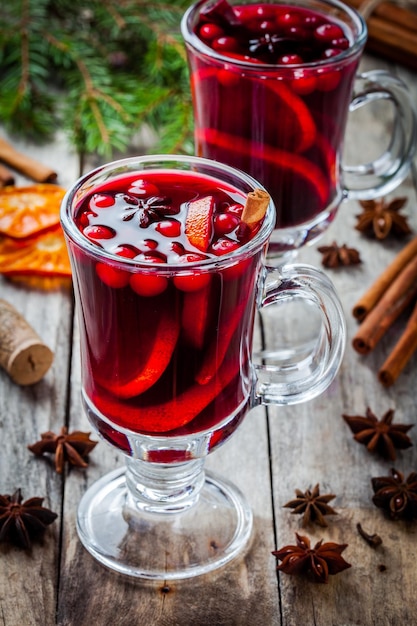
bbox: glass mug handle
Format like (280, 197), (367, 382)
(342, 69), (417, 200)
(252, 264), (346, 406)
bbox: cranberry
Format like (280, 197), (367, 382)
(331, 37), (350, 50)
(173, 272), (211, 292)
(130, 273), (168, 297)
(114, 244), (140, 259)
(138, 251), (167, 263)
(276, 11), (302, 29)
(257, 20), (277, 33)
(155, 219), (181, 238)
(96, 262), (130, 289)
(210, 237), (240, 256)
(292, 74), (317, 95)
(278, 53), (304, 65)
(170, 241), (185, 256)
(138, 239), (158, 251)
(317, 69), (341, 91)
(90, 194), (115, 209)
(128, 179), (160, 197)
(199, 23), (225, 41)
(212, 36), (240, 53)
(234, 5), (276, 22)
(78, 210), (96, 228)
(322, 48), (343, 59)
(178, 253), (209, 263)
(314, 23), (344, 43)
(227, 203), (244, 217)
(83, 224), (115, 240)
(214, 212), (240, 235)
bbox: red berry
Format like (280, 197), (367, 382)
(138, 251), (167, 263)
(83, 224), (115, 240)
(138, 239), (158, 251)
(322, 48), (343, 59)
(210, 237), (240, 256)
(78, 210), (96, 228)
(317, 69), (341, 91)
(278, 54), (304, 65)
(331, 37), (350, 50)
(277, 11), (302, 29)
(130, 273), (168, 297)
(128, 179), (160, 197)
(173, 271), (211, 292)
(114, 244), (140, 259)
(199, 23), (225, 41)
(314, 23), (344, 43)
(214, 212), (240, 235)
(155, 219), (181, 238)
(292, 74), (317, 95)
(227, 203), (244, 217)
(96, 263), (130, 288)
(212, 36), (240, 53)
(89, 194), (115, 209)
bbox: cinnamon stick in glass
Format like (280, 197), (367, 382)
(352, 253), (417, 354)
(378, 299), (417, 387)
(0, 163), (15, 187)
(241, 188), (270, 227)
(0, 137), (57, 183)
(352, 236), (417, 321)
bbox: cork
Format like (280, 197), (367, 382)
(0, 299), (54, 385)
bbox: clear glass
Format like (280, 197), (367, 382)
(61, 155), (346, 579)
(182, 0), (417, 257)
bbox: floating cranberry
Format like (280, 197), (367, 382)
(155, 219), (181, 238)
(235, 5), (276, 22)
(78, 210), (97, 228)
(292, 74), (317, 95)
(257, 20), (277, 33)
(139, 251), (167, 264)
(210, 237), (240, 256)
(114, 244), (140, 259)
(128, 179), (160, 197)
(170, 241), (185, 256)
(212, 36), (240, 53)
(214, 212), (240, 235)
(90, 194), (115, 209)
(96, 262), (130, 289)
(173, 271), (211, 292)
(227, 203), (244, 216)
(130, 273), (168, 297)
(322, 48), (343, 59)
(279, 53), (304, 65)
(314, 23), (344, 43)
(199, 23), (225, 41)
(83, 224), (115, 240)
(178, 253), (209, 263)
(276, 11), (302, 29)
(138, 239), (158, 251)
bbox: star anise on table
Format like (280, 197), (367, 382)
(317, 241), (361, 268)
(28, 426), (98, 474)
(122, 195), (174, 228)
(0, 488), (57, 549)
(283, 484), (337, 527)
(371, 468), (417, 520)
(272, 532), (351, 584)
(355, 197), (411, 240)
(342, 407), (413, 461)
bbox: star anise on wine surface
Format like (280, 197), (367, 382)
(317, 241), (361, 268)
(355, 197), (411, 240)
(342, 408), (413, 461)
(283, 484), (337, 527)
(371, 468), (417, 520)
(122, 195), (174, 228)
(272, 533), (351, 584)
(249, 33), (295, 62)
(28, 426), (98, 474)
(0, 489), (57, 549)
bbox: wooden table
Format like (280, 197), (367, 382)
(1, 51), (416, 626)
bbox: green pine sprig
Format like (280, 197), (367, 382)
(0, 0), (193, 157)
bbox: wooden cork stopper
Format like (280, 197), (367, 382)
(0, 299), (54, 385)
(241, 188), (270, 227)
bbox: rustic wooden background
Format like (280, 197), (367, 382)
(0, 49), (417, 625)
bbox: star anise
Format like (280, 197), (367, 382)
(249, 33), (294, 61)
(28, 426), (98, 474)
(318, 241), (361, 268)
(283, 484), (337, 527)
(0, 488), (57, 549)
(272, 532), (351, 584)
(355, 197), (411, 240)
(371, 468), (417, 520)
(342, 407), (413, 461)
(122, 195), (174, 228)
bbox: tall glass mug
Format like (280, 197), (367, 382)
(181, 0), (416, 255)
(61, 155), (345, 579)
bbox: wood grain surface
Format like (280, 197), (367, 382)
(1, 52), (416, 626)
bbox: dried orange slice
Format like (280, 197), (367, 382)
(0, 184), (66, 239)
(185, 195), (214, 252)
(0, 225), (71, 277)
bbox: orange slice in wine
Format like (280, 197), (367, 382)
(185, 195), (215, 252)
(0, 184), (66, 238)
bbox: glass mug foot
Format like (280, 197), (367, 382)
(77, 463), (253, 580)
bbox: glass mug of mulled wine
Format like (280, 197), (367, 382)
(61, 154), (346, 580)
(181, 0), (417, 256)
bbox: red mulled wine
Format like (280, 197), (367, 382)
(184, 1), (362, 229)
(69, 169), (266, 444)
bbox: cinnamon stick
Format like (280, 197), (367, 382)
(352, 253), (417, 354)
(378, 298), (417, 386)
(0, 163), (15, 187)
(352, 236), (417, 321)
(241, 188), (270, 227)
(0, 299), (54, 385)
(0, 137), (57, 183)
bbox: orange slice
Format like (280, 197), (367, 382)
(185, 195), (214, 252)
(0, 225), (71, 277)
(0, 184), (66, 239)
